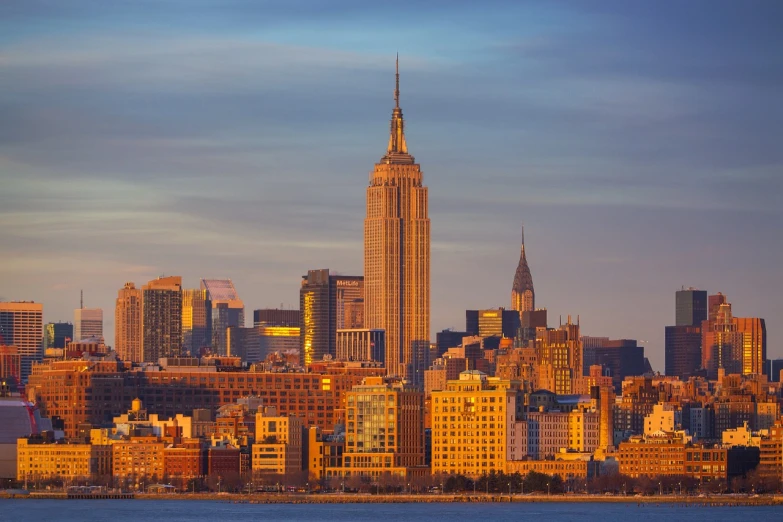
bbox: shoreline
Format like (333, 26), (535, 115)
(3, 492), (782, 505)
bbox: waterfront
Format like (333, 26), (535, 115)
(0, 499), (781, 522)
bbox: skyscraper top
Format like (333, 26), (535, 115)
(200, 279), (243, 307)
(511, 225), (535, 314)
(382, 55), (414, 165)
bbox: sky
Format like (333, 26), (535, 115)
(1, 1), (781, 371)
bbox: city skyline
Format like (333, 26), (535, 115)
(1, 1), (781, 372)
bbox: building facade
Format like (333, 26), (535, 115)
(364, 59), (430, 382)
(0, 302), (43, 383)
(142, 276), (183, 362)
(201, 279), (244, 356)
(336, 329), (385, 363)
(44, 322), (73, 350)
(17, 438), (111, 481)
(676, 288), (707, 327)
(115, 282), (143, 362)
(182, 289), (211, 357)
(74, 307), (103, 342)
(665, 325), (702, 379)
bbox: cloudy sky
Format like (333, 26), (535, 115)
(1, 1), (781, 370)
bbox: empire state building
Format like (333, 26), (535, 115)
(364, 58), (430, 383)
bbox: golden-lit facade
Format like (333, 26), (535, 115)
(115, 282), (142, 362)
(112, 437), (165, 480)
(17, 439), (111, 480)
(252, 411), (303, 475)
(342, 377), (424, 478)
(431, 371), (519, 477)
(364, 59), (430, 381)
(535, 321), (582, 395)
(702, 297), (766, 378)
(511, 226), (534, 316)
(0, 301), (43, 383)
(182, 288), (210, 357)
(506, 459), (588, 479)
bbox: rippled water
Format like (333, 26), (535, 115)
(0, 499), (777, 522)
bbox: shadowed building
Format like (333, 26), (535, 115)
(666, 288), (707, 379)
(676, 288), (707, 327)
(253, 309), (299, 327)
(142, 276), (183, 362)
(364, 58), (430, 382)
(44, 322), (73, 350)
(466, 308), (520, 339)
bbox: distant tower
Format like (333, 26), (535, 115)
(364, 56), (430, 382)
(142, 276), (183, 362)
(115, 282), (142, 362)
(511, 226), (535, 315)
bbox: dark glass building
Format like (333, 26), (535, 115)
(583, 339), (645, 393)
(665, 325), (702, 379)
(299, 269), (364, 367)
(253, 309), (299, 327)
(465, 309), (520, 339)
(676, 288), (707, 327)
(44, 322), (73, 349)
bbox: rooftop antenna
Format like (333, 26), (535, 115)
(395, 52), (400, 108)
(80, 290), (83, 309)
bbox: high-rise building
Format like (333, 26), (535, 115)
(299, 269), (364, 366)
(335, 329), (385, 363)
(581, 338), (645, 392)
(142, 276), (182, 362)
(364, 58), (430, 382)
(258, 326), (300, 361)
(665, 325), (702, 379)
(535, 319), (582, 395)
(182, 289), (211, 357)
(74, 307), (103, 341)
(115, 282), (142, 362)
(511, 225), (535, 317)
(44, 322), (73, 350)
(226, 326), (260, 363)
(675, 288), (707, 327)
(666, 287), (707, 379)
(701, 294), (766, 379)
(431, 371), (521, 476)
(435, 329), (468, 359)
(253, 309), (299, 327)
(201, 279), (244, 356)
(465, 308), (520, 339)
(0, 302), (43, 383)
(0, 346), (22, 387)
(343, 376), (424, 477)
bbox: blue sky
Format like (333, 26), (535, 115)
(1, 1), (781, 370)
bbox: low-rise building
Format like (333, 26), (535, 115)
(252, 408), (303, 476)
(17, 437), (111, 481)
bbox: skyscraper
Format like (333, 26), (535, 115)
(200, 279), (244, 356)
(0, 301), (43, 383)
(182, 288), (211, 357)
(142, 276), (182, 362)
(74, 307), (103, 341)
(115, 282), (142, 362)
(700, 294), (765, 379)
(511, 226), (535, 317)
(299, 269), (364, 366)
(364, 57), (430, 381)
(675, 288), (707, 327)
(44, 322), (73, 349)
(666, 287), (706, 379)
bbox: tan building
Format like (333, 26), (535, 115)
(142, 276), (182, 362)
(514, 409), (600, 459)
(252, 408), (303, 476)
(431, 371), (520, 477)
(306, 426), (344, 481)
(342, 376), (424, 478)
(618, 433), (727, 481)
(115, 283), (142, 362)
(535, 320), (582, 395)
(506, 459), (588, 479)
(364, 58), (430, 382)
(112, 436), (165, 480)
(18, 438), (111, 481)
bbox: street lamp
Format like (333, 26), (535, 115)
(508, 482), (512, 497)
(547, 482), (550, 496)
(658, 481), (662, 496)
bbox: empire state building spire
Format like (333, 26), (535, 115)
(365, 55), (429, 384)
(383, 54), (412, 164)
(511, 225), (535, 314)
